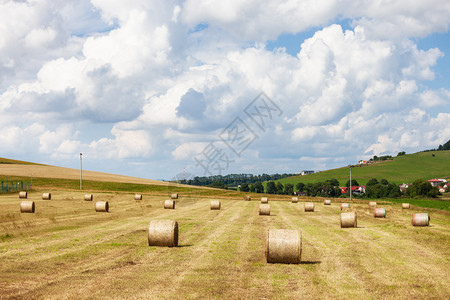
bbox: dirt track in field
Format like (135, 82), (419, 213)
(0, 191), (449, 299)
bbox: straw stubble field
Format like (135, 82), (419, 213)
(0, 192), (449, 299)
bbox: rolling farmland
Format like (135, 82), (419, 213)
(278, 150), (450, 186)
(1, 189), (449, 299)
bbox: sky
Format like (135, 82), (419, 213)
(0, 0), (449, 181)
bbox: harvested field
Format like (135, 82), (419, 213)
(0, 190), (449, 299)
(0, 163), (175, 187)
(0, 164), (219, 194)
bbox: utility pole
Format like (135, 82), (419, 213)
(80, 153), (83, 190)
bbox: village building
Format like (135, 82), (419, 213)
(340, 186), (366, 194)
(399, 183), (411, 193)
(300, 170), (314, 176)
(428, 179), (444, 187)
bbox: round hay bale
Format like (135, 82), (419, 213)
(148, 220), (178, 247)
(42, 193), (51, 200)
(369, 201), (377, 208)
(266, 229), (301, 264)
(210, 200), (221, 210)
(292, 197), (298, 203)
(171, 193), (178, 199)
(84, 194), (93, 201)
(18, 191), (27, 199)
(259, 204), (270, 215)
(412, 213), (430, 227)
(304, 202), (314, 212)
(261, 197), (268, 203)
(20, 201), (35, 213)
(324, 199), (331, 205)
(402, 203), (410, 209)
(340, 203), (350, 210)
(374, 207), (386, 218)
(164, 199), (175, 209)
(95, 201), (109, 212)
(244, 195), (251, 201)
(340, 212), (357, 228)
(134, 194), (142, 200)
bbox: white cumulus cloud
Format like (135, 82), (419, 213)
(0, 0), (449, 179)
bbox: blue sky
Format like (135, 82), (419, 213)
(416, 32), (450, 89)
(0, 0), (449, 180)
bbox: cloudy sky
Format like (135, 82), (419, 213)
(1, 0), (449, 180)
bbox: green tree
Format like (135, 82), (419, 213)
(275, 182), (284, 194)
(380, 179), (389, 185)
(325, 179), (340, 186)
(406, 179), (439, 198)
(284, 183), (294, 195)
(383, 183), (402, 197)
(302, 181), (341, 197)
(437, 139), (450, 150)
(304, 182), (323, 197)
(304, 183), (313, 196)
(367, 182), (402, 198)
(324, 181), (340, 197)
(252, 182), (264, 193)
(397, 151), (406, 156)
(345, 179), (359, 187)
(208, 180), (226, 189)
(366, 178), (378, 186)
(240, 183), (249, 192)
(296, 182), (305, 192)
(249, 184), (255, 193)
(266, 181), (276, 194)
(366, 184), (384, 198)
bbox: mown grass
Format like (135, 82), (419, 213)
(278, 150), (450, 186)
(0, 191), (449, 298)
(384, 197), (450, 211)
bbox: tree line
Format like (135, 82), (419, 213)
(239, 177), (441, 199)
(369, 155), (393, 161)
(422, 138), (450, 152)
(177, 173), (297, 188)
(240, 179), (343, 197)
(437, 139), (450, 151)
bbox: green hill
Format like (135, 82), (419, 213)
(278, 150), (450, 186)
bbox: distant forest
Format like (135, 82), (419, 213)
(175, 173), (296, 188)
(437, 139), (450, 150)
(424, 139), (450, 152)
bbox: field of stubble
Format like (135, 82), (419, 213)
(0, 191), (449, 299)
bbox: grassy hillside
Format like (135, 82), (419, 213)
(279, 150), (450, 186)
(0, 157), (42, 165)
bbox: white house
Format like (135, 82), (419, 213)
(301, 170), (314, 176)
(399, 183), (411, 193)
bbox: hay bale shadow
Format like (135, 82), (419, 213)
(301, 261), (321, 265)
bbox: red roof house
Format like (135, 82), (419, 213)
(340, 186), (366, 194)
(428, 179), (443, 187)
